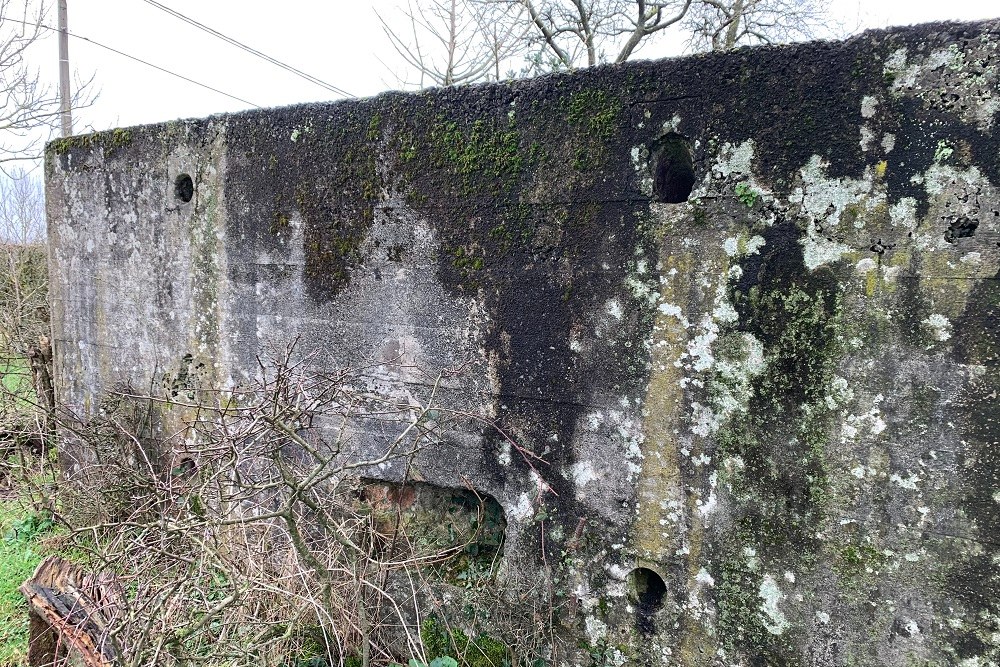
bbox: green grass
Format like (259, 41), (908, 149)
(0, 497), (54, 666)
(0, 356), (38, 416)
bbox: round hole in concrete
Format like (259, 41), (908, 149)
(628, 567), (666, 634)
(650, 133), (694, 203)
(174, 173), (194, 203)
(173, 457), (197, 478)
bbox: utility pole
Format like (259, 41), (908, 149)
(58, 0), (73, 137)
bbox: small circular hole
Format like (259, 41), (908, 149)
(650, 133), (695, 204)
(174, 173), (194, 203)
(628, 567), (667, 634)
(171, 457), (197, 479)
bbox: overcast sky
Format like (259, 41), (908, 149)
(18, 0), (1000, 140)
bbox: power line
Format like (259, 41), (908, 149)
(67, 28), (263, 108)
(0, 15), (261, 109)
(139, 0), (355, 99)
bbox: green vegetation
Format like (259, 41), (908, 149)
(428, 118), (524, 195)
(933, 140), (954, 163)
(563, 89), (621, 171)
(406, 657), (459, 667)
(838, 543), (888, 573)
(564, 89), (619, 141)
(47, 128), (134, 156)
(0, 498), (56, 666)
(734, 182), (760, 208)
(710, 247), (844, 662)
(420, 617), (508, 667)
(0, 357), (33, 408)
(367, 114), (382, 142)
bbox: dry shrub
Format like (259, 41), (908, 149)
(54, 347), (543, 667)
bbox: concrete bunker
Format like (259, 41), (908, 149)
(44, 17), (1000, 667)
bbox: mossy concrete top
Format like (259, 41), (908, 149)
(47, 19), (1000, 666)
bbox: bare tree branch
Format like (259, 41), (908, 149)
(380, 0), (838, 85)
(377, 0), (529, 88)
(0, 0), (97, 166)
(684, 0), (835, 51)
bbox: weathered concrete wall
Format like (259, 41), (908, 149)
(47, 19), (1000, 666)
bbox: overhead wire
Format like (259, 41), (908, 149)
(0, 15), (261, 108)
(139, 0), (355, 98)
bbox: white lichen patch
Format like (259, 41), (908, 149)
(571, 461), (598, 488)
(888, 197), (917, 231)
(606, 563), (629, 581)
(960, 251), (983, 266)
(958, 658), (986, 667)
(723, 233), (766, 258)
(860, 126), (875, 152)
(794, 155), (881, 270)
(620, 425), (646, 475)
(841, 398), (888, 443)
(695, 332), (765, 437)
(658, 301), (686, 321)
(884, 47), (908, 77)
(861, 95), (879, 119)
(627, 273), (659, 308)
(695, 568), (715, 587)
(723, 236), (739, 257)
(744, 546), (761, 572)
(690, 401), (719, 438)
(887, 44), (1000, 131)
(631, 146), (654, 197)
(584, 615), (610, 644)
(713, 139), (756, 179)
(824, 376), (854, 410)
(923, 313), (953, 342)
(890, 471), (921, 490)
(510, 492), (534, 521)
(923, 162), (985, 198)
(585, 411), (605, 431)
(605, 298), (624, 320)
(759, 574), (789, 635)
(497, 441), (512, 466)
(661, 113), (683, 134)
(745, 235), (765, 255)
(712, 302), (737, 326)
(686, 316), (719, 372)
(289, 121), (314, 142)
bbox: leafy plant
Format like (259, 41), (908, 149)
(4, 512), (53, 543)
(734, 182), (760, 208)
(409, 657), (459, 667)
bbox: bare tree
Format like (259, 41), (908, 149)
(0, 0), (94, 165)
(501, 0), (693, 71)
(380, 0), (837, 86)
(683, 0), (829, 50)
(377, 0), (530, 87)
